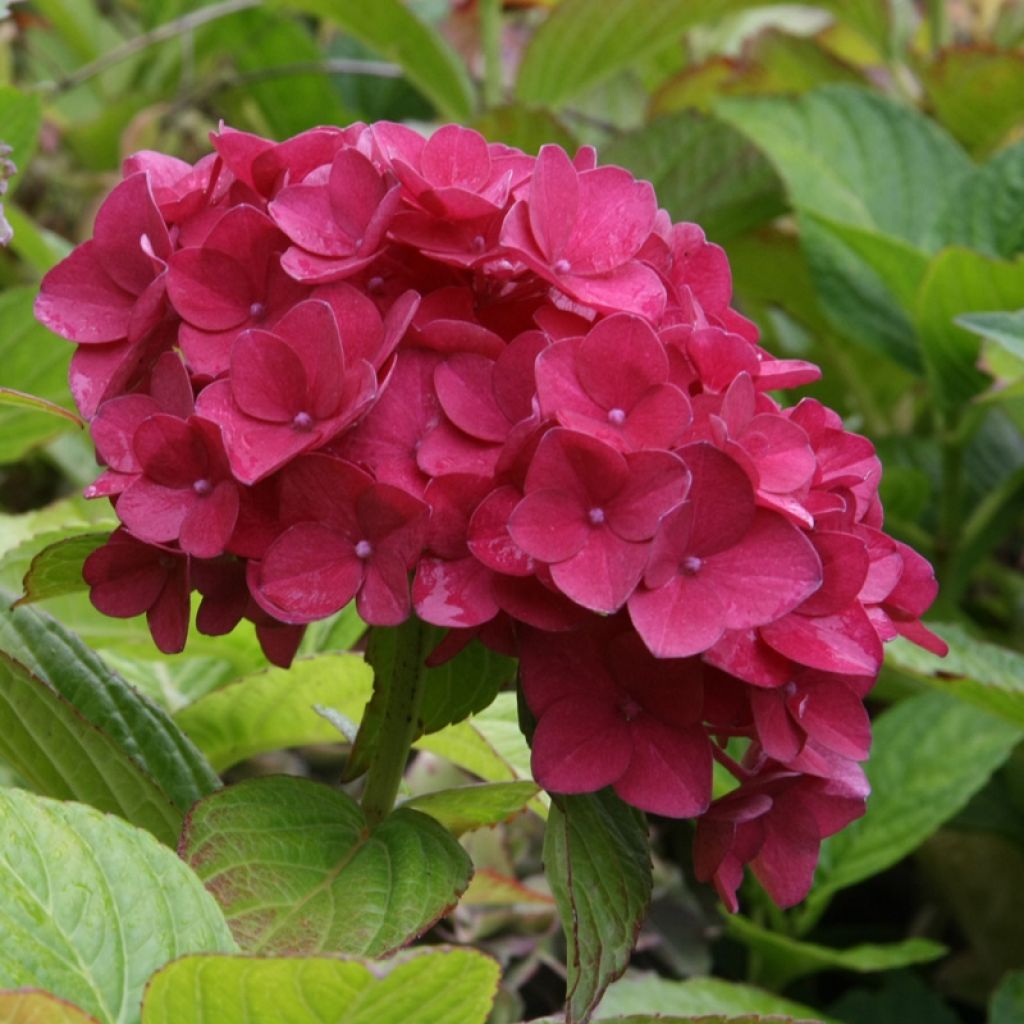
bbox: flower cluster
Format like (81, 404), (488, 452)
(36, 121), (946, 909)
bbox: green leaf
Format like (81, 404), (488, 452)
(101, 650), (238, 715)
(15, 531), (107, 605)
(716, 85), (971, 249)
(885, 624), (1024, 729)
(0, 787), (236, 1024)
(545, 790), (652, 1023)
(0, 991), (100, 1023)
(0, 598), (222, 823)
(3, 204), (74, 273)
(142, 948), (500, 1024)
(799, 212), (928, 368)
(829, 970), (960, 1024)
(180, 776), (473, 956)
(957, 310), (1024, 362)
(936, 140), (1024, 259)
(471, 105), (578, 155)
(0, 86), (42, 194)
(403, 780), (540, 835)
(175, 653), (374, 772)
(270, 0), (474, 120)
(725, 915), (946, 990)
(515, 0), (773, 107)
(804, 692), (1022, 922)
(602, 112), (784, 242)
(0, 388), (84, 428)
(462, 868), (555, 907)
(0, 289), (76, 462)
(594, 974), (838, 1023)
(914, 248), (1024, 412)
(990, 970), (1024, 1024)
(920, 46), (1024, 157)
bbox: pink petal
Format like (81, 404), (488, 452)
(259, 523), (364, 622)
(752, 806), (821, 908)
(751, 689), (804, 763)
(531, 696), (632, 795)
(549, 529), (648, 613)
(468, 486), (533, 576)
(560, 262), (666, 321)
(133, 414), (207, 486)
(629, 574), (727, 658)
(761, 604), (884, 675)
(413, 556), (499, 628)
(278, 453), (370, 536)
(608, 450), (689, 541)
(799, 531), (869, 617)
(508, 488), (589, 563)
(93, 173), (170, 294)
(614, 720), (712, 817)
(577, 313), (667, 410)
(358, 550), (413, 626)
(524, 428), (629, 504)
(167, 247), (253, 330)
(272, 300), (344, 419)
(117, 479), (194, 543)
(179, 479), (239, 559)
(146, 561), (190, 654)
(434, 354), (509, 443)
(568, 166), (656, 273)
(681, 443), (756, 556)
(230, 330), (308, 422)
(91, 394), (160, 472)
(793, 680), (871, 761)
(622, 384), (691, 450)
(527, 146), (578, 261)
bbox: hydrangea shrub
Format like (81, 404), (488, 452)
(35, 120), (946, 912)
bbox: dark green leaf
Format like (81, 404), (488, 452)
(271, 0), (474, 119)
(990, 969), (1024, 1024)
(602, 112), (785, 241)
(0, 86), (42, 194)
(828, 971), (960, 1024)
(16, 531), (107, 605)
(957, 310), (1024, 362)
(0, 787), (235, 1024)
(545, 790), (652, 1023)
(0, 594), (220, 818)
(180, 776), (473, 955)
(142, 948), (500, 1024)
(805, 692), (1021, 922)
(726, 915), (946, 990)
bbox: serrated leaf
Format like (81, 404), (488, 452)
(101, 650), (237, 715)
(0, 288), (76, 461)
(936, 140), (1024, 259)
(804, 692), (1021, 923)
(885, 623), (1024, 728)
(403, 780), (539, 835)
(545, 790), (652, 1023)
(0, 787), (236, 1024)
(0, 991), (100, 1023)
(16, 531), (107, 605)
(716, 85), (971, 249)
(461, 868), (555, 907)
(725, 915), (946, 990)
(0, 87), (42, 195)
(920, 46), (1024, 156)
(601, 112), (784, 242)
(142, 948), (499, 1024)
(271, 0), (473, 120)
(990, 970), (1024, 1024)
(0, 594), (219, 819)
(594, 974), (837, 1023)
(515, 0), (773, 108)
(175, 653), (374, 772)
(914, 248), (1024, 412)
(180, 776), (473, 956)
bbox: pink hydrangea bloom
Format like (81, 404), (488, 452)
(37, 120), (947, 911)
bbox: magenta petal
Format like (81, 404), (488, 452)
(528, 146), (578, 260)
(146, 561), (190, 654)
(761, 604), (884, 676)
(614, 720), (712, 817)
(133, 414), (207, 485)
(794, 681), (871, 761)
(622, 384), (691, 450)
(273, 300), (345, 419)
(167, 248), (253, 330)
(629, 574), (727, 658)
(468, 486), (533, 576)
(117, 478), (195, 544)
(525, 428), (629, 503)
(549, 529), (647, 613)
(750, 690), (804, 763)
(93, 173), (170, 294)
(680, 442), (756, 555)
(358, 551), (412, 626)
(531, 696), (631, 795)
(508, 489), (589, 563)
(608, 450), (689, 541)
(36, 242), (133, 343)
(742, 414), (816, 494)
(259, 524), (364, 622)
(270, 183), (352, 257)
(91, 394), (160, 472)
(434, 355), (508, 442)
(799, 531), (869, 616)
(561, 262), (667, 321)
(179, 480), (239, 559)
(413, 556), (499, 628)
(752, 809), (821, 909)
(569, 166), (656, 272)
(230, 330), (308, 422)
(577, 314), (667, 409)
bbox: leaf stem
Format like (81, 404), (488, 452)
(480, 0), (504, 109)
(926, 0), (951, 54)
(360, 616), (430, 825)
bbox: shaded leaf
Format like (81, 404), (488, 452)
(180, 776), (473, 956)
(828, 970), (961, 1024)
(957, 310), (1024, 362)
(990, 969), (1024, 1024)
(804, 692), (1021, 923)
(272, 0), (474, 119)
(142, 948), (499, 1024)
(403, 780), (540, 835)
(726, 914), (946, 990)
(16, 531), (107, 605)
(602, 111), (784, 242)
(0, 787), (235, 1024)
(594, 974), (838, 1023)
(471, 105), (578, 155)
(0, 594), (219, 818)
(545, 790), (652, 1023)
(175, 653), (374, 772)
(0, 86), (42, 195)
(0, 991), (100, 1023)
(461, 868), (555, 907)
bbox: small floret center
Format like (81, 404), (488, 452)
(588, 506), (606, 526)
(681, 555), (703, 576)
(292, 410), (314, 431)
(354, 539), (373, 560)
(249, 301), (266, 320)
(553, 258), (571, 274)
(607, 407), (626, 426)
(618, 696), (642, 722)
(192, 478), (212, 496)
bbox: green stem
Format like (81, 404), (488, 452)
(926, 0), (951, 54)
(359, 616), (430, 825)
(480, 0), (504, 109)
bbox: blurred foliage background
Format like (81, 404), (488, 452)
(1, 1), (1023, 1022)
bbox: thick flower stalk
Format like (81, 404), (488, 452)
(36, 121), (946, 911)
